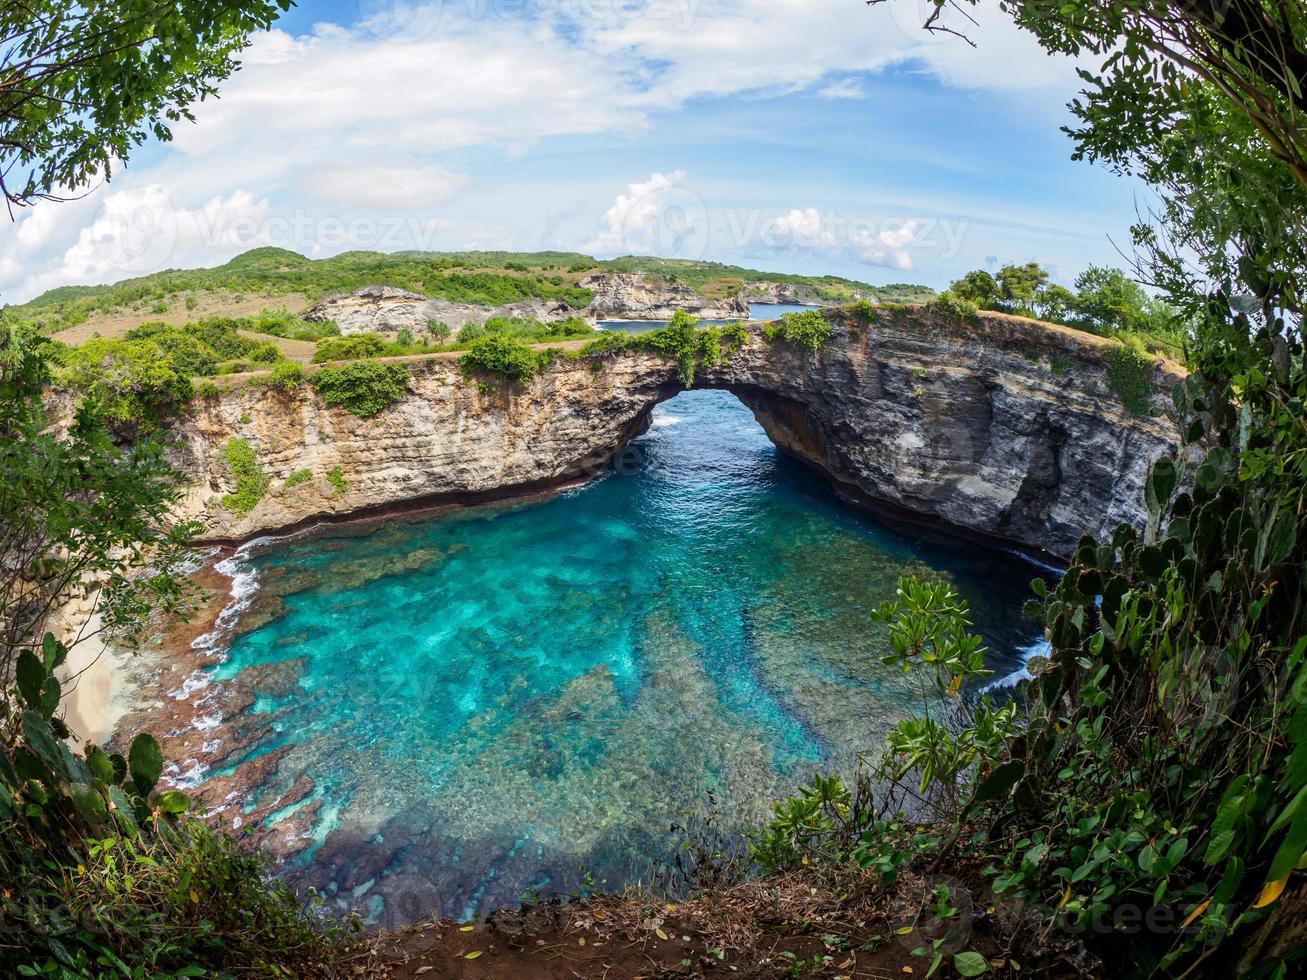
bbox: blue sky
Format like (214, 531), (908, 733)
(1, 0), (1151, 302)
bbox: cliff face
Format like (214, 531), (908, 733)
(579, 272), (749, 320)
(303, 285), (580, 336)
(172, 308), (1183, 561)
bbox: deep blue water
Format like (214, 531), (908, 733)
(205, 390), (1047, 926)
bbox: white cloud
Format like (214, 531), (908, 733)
(818, 78), (866, 100)
(10, 188), (274, 300)
(583, 170), (710, 259)
(850, 219), (922, 270)
(758, 208), (923, 270)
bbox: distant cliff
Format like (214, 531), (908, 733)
(302, 285), (581, 335)
(166, 307), (1184, 562)
(577, 271), (749, 320)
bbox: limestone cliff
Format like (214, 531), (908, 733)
(742, 281), (848, 306)
(169, 307), (1183, 562)
(579, 271), (749, 320)
(303, 284), (580, 336)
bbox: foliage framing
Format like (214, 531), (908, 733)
(0, 1), (293, 210)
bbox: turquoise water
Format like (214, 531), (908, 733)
(208, 390), (1047, 926)
(598, 301), (816, 333)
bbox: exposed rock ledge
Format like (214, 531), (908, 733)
(578, 271), (749, 320)
(303, 284), (580, 336)
(742, 281), (849, 306)
(304, 272), (749, 336)
(167, 307), (1184, 562)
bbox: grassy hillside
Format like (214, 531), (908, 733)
(604, 255), (934, 304)
(1, 247), (933, 337)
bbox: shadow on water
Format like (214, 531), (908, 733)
(208, 389), (1051, 927)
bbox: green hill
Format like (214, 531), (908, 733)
(2, 248), (933, 336)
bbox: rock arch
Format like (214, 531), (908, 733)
(178, 308), (1182, 562)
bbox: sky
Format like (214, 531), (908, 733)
(0, 0), (1155, 304)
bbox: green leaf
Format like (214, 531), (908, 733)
(42, 632), (66, 671)
(128, 732), (164, 796)
(15, 650), (46, 708)
(1206, 779), (1248, 865)
(107, 786), (140, 838)
(1145, 457), (1180, 515)
(36, 676), (61, 719)
(156, 789), (190, 815)
(969, 761), (1025, 812)
(85, 745), (114, 783)
(21, 710), (66, 778)
(70, 782), (108, 827)
(954, 951), (989, 976)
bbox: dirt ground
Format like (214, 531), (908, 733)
(357, 869), (1016, 980)
(369, 906), (914, 980)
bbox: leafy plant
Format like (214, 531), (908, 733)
(263, 358), (305, 391)
(459, 334), (545, 383)
(56, 337), (194, 428)
(219, 437), (269, 514)
(0, 0), (292, 208)
(283, 467), (313, 488)
(310, 361), (409, 417)
(1106, 337), (1154, 415)
(312, 332), (388, 363)
(326, 466), (347, 496)
(926, 291), (979, 322)
(762, 309), (832, 353)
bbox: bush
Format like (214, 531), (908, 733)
(926, 290), (979, 322)
(326, 466), (347, 496)
(184, 316), (259, 360)
(1106, 336), (1155, 415)
(312, 333), (388, 363)
(125, 321), (219, 376)
(310, 361), (410, 417)
(264, 359), (305, 391)
(247, 339), (283, 364)
(57, 337), (194, 427)
(577, 314), (749, 384)
(762, 309), (832, 353)
(396, 328), (414, 347)
(459, 334), (544, 383)
(283, 467), (313, 488)
(456, 321), (485, 344)
(0, 639), (347, 978)
(220, 437), (270, 514)
(426, 319), (452, 341)
(848, 298), (877, 320)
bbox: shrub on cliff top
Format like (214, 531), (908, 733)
(926, 290), (979, 322)
(57, 336), (194, 429)
(310, 360), (410, 417)
(762, 309), (831, 353)
(262, 359), (305, 391)
(312, 332), (388, 363)
(576, 314), (749, 385)
(459, 333), (545, 383)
